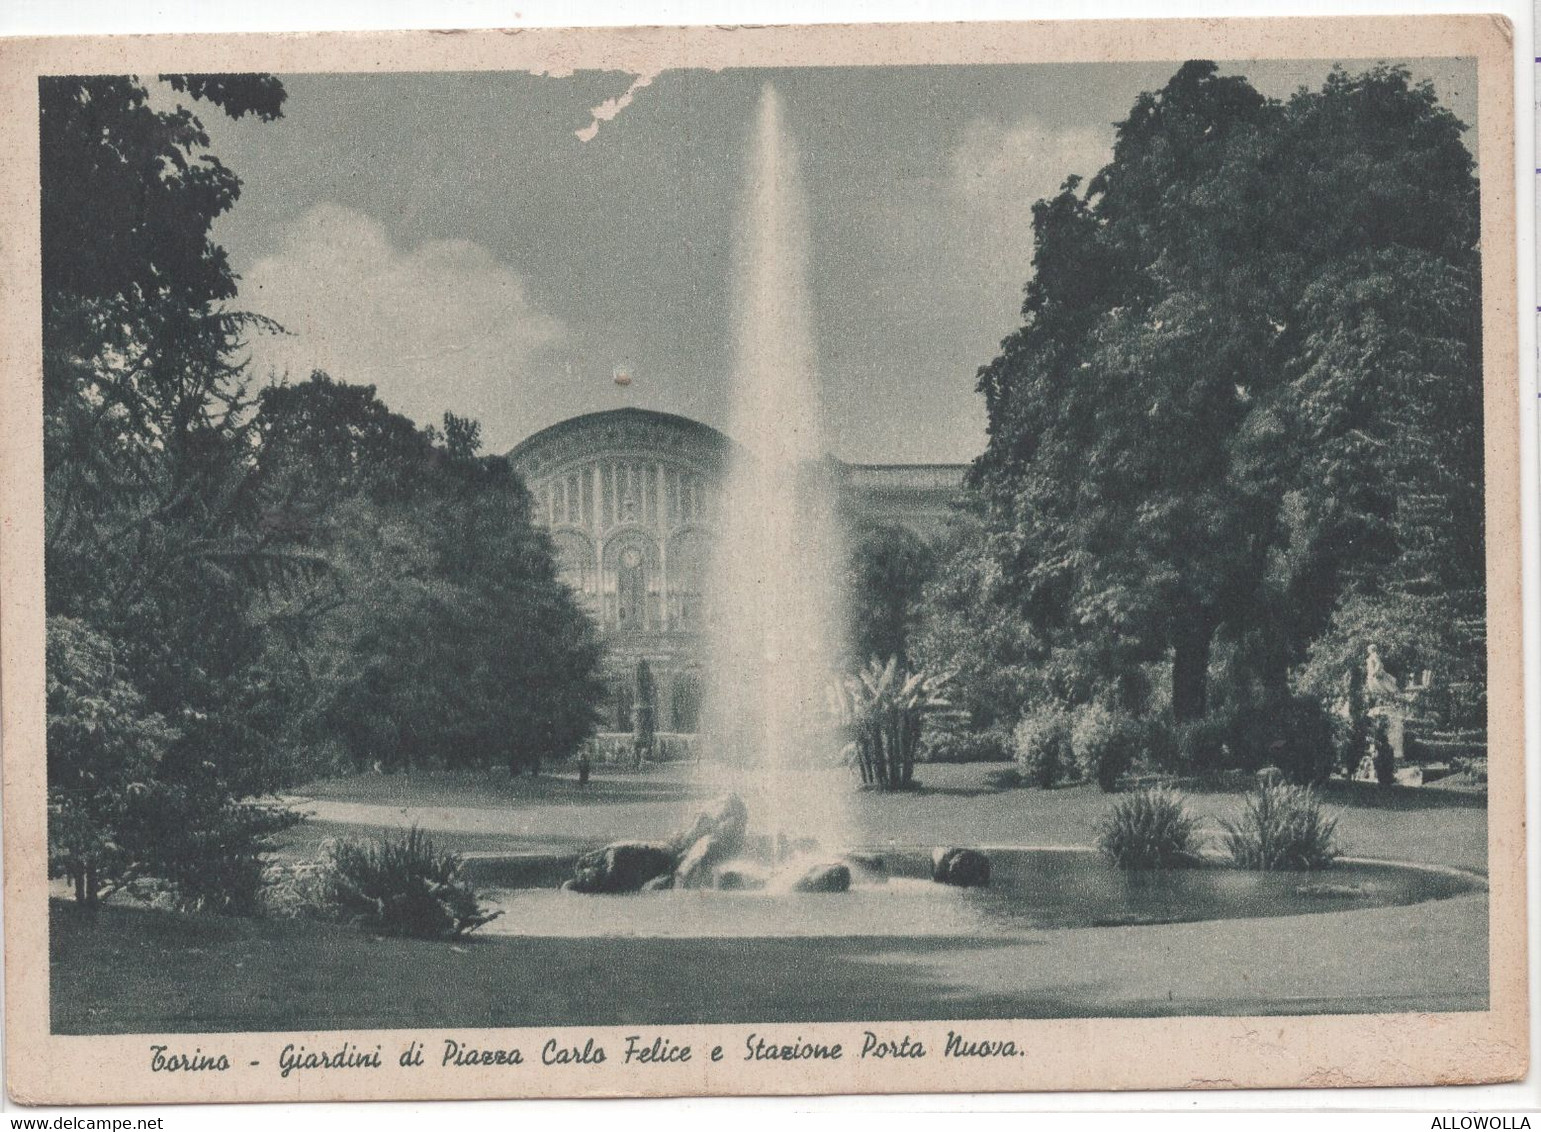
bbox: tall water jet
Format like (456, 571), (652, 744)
(701, 84), (852, 852)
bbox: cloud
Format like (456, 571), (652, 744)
(241, 204), (567, 449)
(818, 115), (1113, 460)
(575, 70), (659, 142)
(948, 117), (1109, 207)
(848, 115), (1111, 339)
(942, 116), (1113, 292)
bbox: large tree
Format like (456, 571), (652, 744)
(971, 62), (1483, 731)
(42, 74), (308, 909)
(252, 373), (606, 775)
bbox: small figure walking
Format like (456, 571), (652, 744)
(577, 750), (591, 786)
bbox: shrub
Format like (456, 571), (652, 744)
(325, 827), (501, 939)
(1097, 787), (1205, 869)
(43, 617), (299, 913)
(1225, 693), (1338, 784)
(1137, 715), (1179, 774)
(923, 726), (1014, 764)
(1453, 757), (1488, 785)
(1174, 715), (1230, 771)
(1071, 703), (1139, 792)
(1339, 664), (1372, 778)
(1220, 782), (1340, 871)
(46, 617), (179, 906)
(1274, 695), (1339, 785)
(633, 658), (657, 759)
(1014, 705), (1074, 788)
(260, 857), (334, 920)
(130, 794), (304, 916)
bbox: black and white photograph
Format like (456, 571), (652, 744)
(0, 15), (1526, 1104)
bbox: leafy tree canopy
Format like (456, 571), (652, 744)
(846, 523), (937, 670)
(967, 62), (1482, 730)
(41, 72), (305, 909)
(252, 372), (607, 776)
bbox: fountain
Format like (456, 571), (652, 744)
(443, 88), (1484, 1010)
(697, 83), (854, 857)
(552, 85), (864, 899)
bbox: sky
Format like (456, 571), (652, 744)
(198, 58), (1478, 463)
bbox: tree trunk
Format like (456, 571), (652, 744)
(1171, 618), (1215, 723)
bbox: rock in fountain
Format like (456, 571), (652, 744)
(565, 842), (677, 894)
(844, 852), (889, 884)
(564, 794), (748, 894)
(790, 862), (852, 893)
(714, 864), (769, 891)
(670, 793), (749, 889)
(932, 847), (991, 888)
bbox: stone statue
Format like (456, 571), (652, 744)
(1366, 644), (1400, 700)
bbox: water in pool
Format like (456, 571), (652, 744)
(467, 848), (1478, 939)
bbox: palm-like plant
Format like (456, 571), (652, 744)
(829, 657), (951, 790)
(327, 826), (501, 939)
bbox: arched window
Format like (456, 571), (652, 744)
(617, 544), (646, 628)
(603, 535), (659, 631)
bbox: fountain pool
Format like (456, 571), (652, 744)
(467, 848), (1482, 940)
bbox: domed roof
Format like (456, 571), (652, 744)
(506, 408), (733, 480)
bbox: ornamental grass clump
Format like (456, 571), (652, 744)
(326, 826), (501, 939)
(1220, 782), (1340, 871)
(1097, 787), (1205, 870)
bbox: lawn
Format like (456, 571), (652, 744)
(51, 887), (1487, 1034)
(276, 761), (1488, 872)
(51, 761), (1490, 1034)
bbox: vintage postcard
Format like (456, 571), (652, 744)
(0, 15), (1527, 1104)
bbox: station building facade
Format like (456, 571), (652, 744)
(507, 408), (966, 733)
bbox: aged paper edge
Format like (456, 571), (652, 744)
(0, 14), (1526, 1105)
